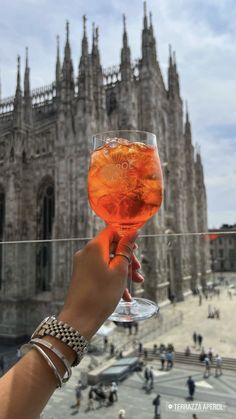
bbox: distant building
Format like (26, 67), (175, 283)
(209, 225), (236, 272)
(0, 4), (209, 342)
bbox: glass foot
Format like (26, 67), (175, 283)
(109, 297), (159, 322)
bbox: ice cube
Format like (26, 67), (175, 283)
(117, 138), (130, 145)
(106, 138), (119, 148)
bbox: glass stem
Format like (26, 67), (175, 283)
(127, 276), (133, 300)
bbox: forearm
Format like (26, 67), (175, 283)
(0, 335), (77, 419)
(0, 348), (57, 419)
(0, 310), (105, 419)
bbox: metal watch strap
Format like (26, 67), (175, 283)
(32, 316), (88, 366)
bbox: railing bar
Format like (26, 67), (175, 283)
(0, 230), (235, 245)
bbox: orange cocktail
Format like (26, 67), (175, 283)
(88, 138), (163, 233)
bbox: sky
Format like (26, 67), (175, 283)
(0, 0), (235, 229)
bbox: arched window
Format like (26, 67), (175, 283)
(36, 180), (55, 292)
(0, 188), (5, 289)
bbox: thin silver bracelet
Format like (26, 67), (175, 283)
(31, 338), (72, 384)
(32, 343), (62, 388)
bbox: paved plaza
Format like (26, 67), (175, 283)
(41, 282), (236, 419)
(42, 363), (236, 419)
(147, 282), (236, 357)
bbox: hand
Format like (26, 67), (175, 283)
(58, 227), (144, 339)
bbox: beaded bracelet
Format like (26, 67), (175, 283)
(31, 338), (72, 384)
(32, 343), (63, 388)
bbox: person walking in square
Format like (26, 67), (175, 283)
(152, 394), (161, 418)
(204, 355), (211, 378)
(110, 342), (115, 357)
(149, 366), (154, 389)
(215, 354), (223, 377)
(186, 376), (195, 400)
(198, 334), (203, 349)
(144, 366), (150, 386)
(160, 350), (166, 370)
(193, 332), (197, 348)
(138, 341), (143, 356)
(111, 381), (118, 401)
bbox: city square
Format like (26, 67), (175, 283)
(42, 285), (236, 418)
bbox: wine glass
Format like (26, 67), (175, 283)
(88, 130), (163, 321)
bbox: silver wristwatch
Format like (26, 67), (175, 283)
(30, 316), (88, 366)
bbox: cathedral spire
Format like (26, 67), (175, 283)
(92, 22), (100, 62)
(64, 20), (72, 61)
(141, 2), (149, 64)
(169, 44), (173, 67)
(81, 15), (88, 58)
(120, 14), (132, 82)
(16, 55), (21, 96)
(77, 15), (94, 114)
(24, 47), (30, 97)
(184, 101), (192, 142)
(195, 148), (204, 185)
(66, 20), (69, 43)
(168, 45), (174, 96)
(168, 46), (180, 98)
(56, 35), (61, 90)
(148, 11), (157, 62)
(62, 20), (74, 105)
(13, 55), (23, 128)
(122, 14), (128, 47)
(141, 4), (157, 66)
(92, 22), (96, 49)
(186, 101), (189, 123)
(143, 1), (148, 29)
(149, 11), (153, 33)
(24, 47), (32, 125)
(91, 22), (105, 121)
(173, 50), (180, 94)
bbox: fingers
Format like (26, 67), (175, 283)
(122, 288), (132, 302)
(110, 231), (138, 271)
(132, 269), (144, 283)
(86, 226), (120, 262)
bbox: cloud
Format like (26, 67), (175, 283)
(0, 0), (235, 228)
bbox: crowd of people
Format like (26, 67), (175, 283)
(71, 380), (119, 414)
(190, 332), (223, 378)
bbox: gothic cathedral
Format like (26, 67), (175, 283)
(0, 6), (209, 342)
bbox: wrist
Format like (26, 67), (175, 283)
(57, 309), (105, 341)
